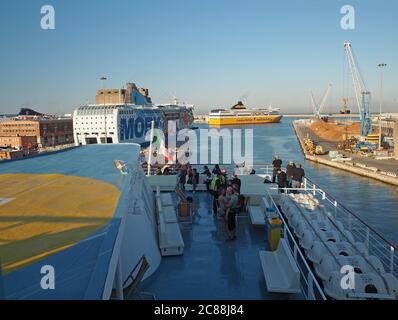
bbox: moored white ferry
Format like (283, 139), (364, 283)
(73, 84), (193, 146)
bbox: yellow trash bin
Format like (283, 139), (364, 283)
(267, 217), (283, 251)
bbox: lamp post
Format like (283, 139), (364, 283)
(100, 76), (108, 144)
(377, 64), (386, 149)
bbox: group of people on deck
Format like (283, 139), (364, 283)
(172, 157), (305, 239)
(176, 163), (199, 192)
(271, 155), (306, 193)
(206, 165), (243, 241)
(175, 163), (243, 241)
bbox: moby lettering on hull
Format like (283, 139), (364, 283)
(119, 116), (162, 141)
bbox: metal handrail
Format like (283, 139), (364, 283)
(305, 176), (398, 251)
(301, 177), (397, 277)
(245, 163), (397, 251)
(248, 163), (397, 277)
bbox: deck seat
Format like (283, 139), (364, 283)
(248, 196), (267, 225)
(163, 206), (178, 223)
(156, 194), (184, 256)
(248, 206), (266, 225)
(160, 193), (174, 207)
(158, 221), (185, 256)
(259, 239), (301, 293)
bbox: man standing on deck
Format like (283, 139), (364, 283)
(177, 168), (187, 192)
(286, 160), (296, 188)
(210, 173), (221, 214)
(276, 168), (287, 193)
(292, 164), (305, 191)
(272, 155), (282, 183)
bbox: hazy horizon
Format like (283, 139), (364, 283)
(1, 0), (397, 115)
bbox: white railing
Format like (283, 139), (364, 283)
(303, 176), (398, 278)
(248, 163), (398, 279)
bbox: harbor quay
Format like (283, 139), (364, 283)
(293, 119), (398, 186)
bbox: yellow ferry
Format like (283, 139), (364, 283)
(208, 101), (283, 126)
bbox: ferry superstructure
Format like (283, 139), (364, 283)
(73, 104), (193, 146)
(208, 101), (283, 126)
(1, 150), (397, 300)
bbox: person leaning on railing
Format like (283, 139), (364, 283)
(292, 164), (305, 191)
(276, 168), (287, 193)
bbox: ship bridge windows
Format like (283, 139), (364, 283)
(234, 112), (252, 116)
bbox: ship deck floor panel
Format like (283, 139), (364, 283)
(0, 144), (140, 300)
(140, 192), (303, 300)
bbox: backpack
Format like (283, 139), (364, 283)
(210, 177), (219, 191)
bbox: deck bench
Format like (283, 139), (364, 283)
(259, 239), (301, 293)
(156, 194), (184, 256)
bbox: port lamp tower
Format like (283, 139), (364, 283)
(377, 63), (387, 149)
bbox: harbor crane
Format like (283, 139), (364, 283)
(344, 42), (372, 140)
(310, 84), (332, 119)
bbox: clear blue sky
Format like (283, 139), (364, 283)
(0, 0), (397, 114)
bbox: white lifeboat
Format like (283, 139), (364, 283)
(324, 272), (390, 300)
(316, 255), (370, 282)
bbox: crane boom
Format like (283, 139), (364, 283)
(319, 84), (331, 116)
(310, 84), (331, 119)
(310, 92), (318, 117)
(344, 43), (364, 113)
(344, 42), (372, 138)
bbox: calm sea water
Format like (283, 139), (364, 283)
(195, 118), (398, 245)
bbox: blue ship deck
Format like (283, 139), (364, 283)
(0, 144), (140, 300)
(140, 191), (303, 300)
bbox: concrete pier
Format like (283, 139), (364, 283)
(293, 120), (398, 187)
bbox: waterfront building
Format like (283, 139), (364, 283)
(0, 136), (37, 149)
(0, 118), (73, 148)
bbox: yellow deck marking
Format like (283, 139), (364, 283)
(0, 174), (120, 274)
